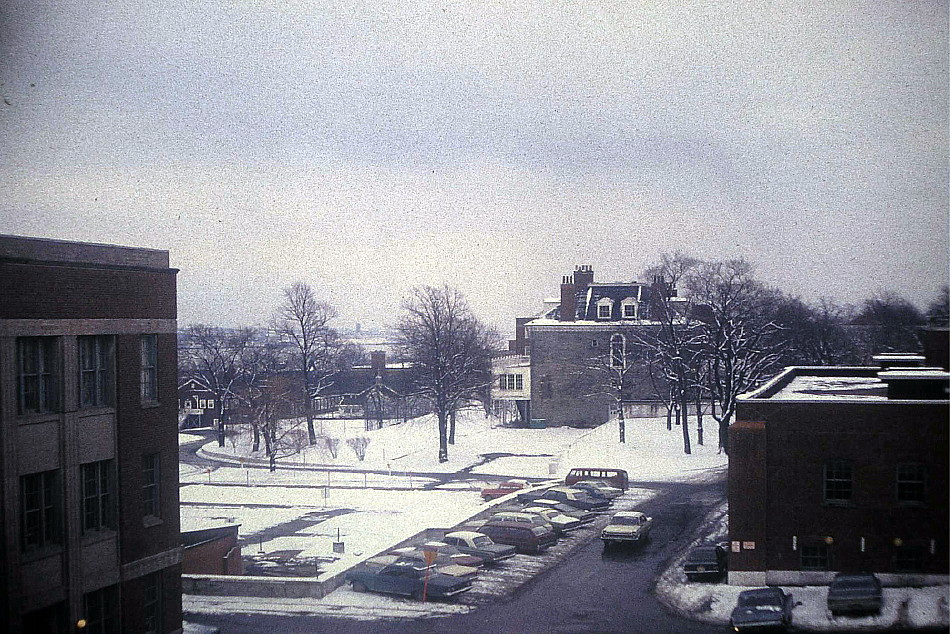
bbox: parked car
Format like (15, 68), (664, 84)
(729, 587), (794, 632)
(571, 480), (623, 500)
(527, 499), (597, 524)
(540, 487), (609, 511)
(478, 520), (557, 554)
(564, 467), (629, 490)
(346, 559), (472, 600)
(522, 506), (582, 534)
(827, 572), (883, 616)
(419, 540), (485, 568)
(480, 479), (530, 501)
(489, 511), (557, 534)
(389, 547), (479, 578)
(442, 530), (517, 564)
(683, 543), (727, 580)
(516, 487), (555, 505)
(601, 511), (653, 546)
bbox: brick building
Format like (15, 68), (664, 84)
(517, 265), (671, 427)
(0, 236), (182, 633)
(728, 341), (949, 587)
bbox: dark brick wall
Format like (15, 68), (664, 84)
(0, 261), (177, 320)
(728, 421), (768, 571)
(732, 399), (949, 575)
(120, 563), (182, 634)
(183, 534), (241, 575)
(116, 332), (181, 564)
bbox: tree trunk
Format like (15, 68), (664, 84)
(252, 422), (260, 453)
(666, 404), (672, 431)
(437, 411), (449, 462)
(217, 404), (225, 447)
(680, 389), (692, 455)
(304, 371), (317, 445)
(617, 403), (626, 444)
(449, 409), (457, 445)
(695, 396), (704, 446)
(717, 411), (732, 454)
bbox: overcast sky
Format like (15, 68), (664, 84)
(1, 1), (946, 333)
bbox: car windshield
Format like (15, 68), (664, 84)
(737, 592), (781, 608)
(613, 516), (642, 526)
(833, 577), (877, 590)
(472, 536), (492, 547)
(688, 548), (718, 562)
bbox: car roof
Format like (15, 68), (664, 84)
(612, 511), (646, 519)
(445, 530), (483, 540)
(738, 587), (783, 599)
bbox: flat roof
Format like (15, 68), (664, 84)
(0, 234), (169, 269)
(741, 366), (949, 402)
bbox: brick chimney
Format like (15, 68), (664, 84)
(573, 265), (594, 295)
(370, 351), (386, 375)
(559, 275), (576, 321)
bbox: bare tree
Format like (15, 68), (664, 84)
(687, 259), (784, 453)
(927, 285), (949, 327)
(773, 296), (861, 365)
(852, 290), (926, 356)
(272, 282), (339, 445)
(396, 285), (499, 463)
(179, 324), (255, 448)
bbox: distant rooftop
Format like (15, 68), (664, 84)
(0, 234), (169, 269)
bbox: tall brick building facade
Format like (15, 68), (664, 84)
(728, 352), (949, 587)
(0, 236), (182, 633)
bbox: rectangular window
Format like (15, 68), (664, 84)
(598, 304), (611, 319)
(142, 453), (161, 518)
(897, 463), (926, 504)
(515, 374), (523, 390)
(17, 337), (59, 414)
(140, 335), (158, 402)
(20, 470), (60, 551)
(207, 398), (215, 409)
(81, 460), (114, 533)
(143, 572), (163, 634)
(79, 335), (115, 408)
(198, 399), (207, 409)
(823, 460), (852, 504)
(800, 544), (830, 570)
(83, 585), (119, 634)
(623, 304), (636, 318)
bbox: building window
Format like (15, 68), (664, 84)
(143, 572), (163, 634)
(590, 339), (598, 348)
(597, 303), (612, 319)
(498, 374), (524, 390)
(198, 399), (207, 409)
(610, 334), (626, 369)
(143, 453), (161, 519)
(141, 335), (158, 402)
(20, 470), (60, 551)
(81, 460), (114, 533)
(207, 398), (215, 409)
(83, 585), (119, 634)
(800, 544), (830, 570)
(79, 335), (115, 408)
(17, 337), (59, 414)
(621, 299), (638, 319)
(896, 463), (926, 504)
(823, 460), (852, 504)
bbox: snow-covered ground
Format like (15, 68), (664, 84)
(180, 410), (726, 582)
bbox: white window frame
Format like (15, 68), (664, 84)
(596, 298), (614, 320)
(621, 298), (638, 320)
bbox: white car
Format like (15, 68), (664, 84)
(601, 511), (653, 547)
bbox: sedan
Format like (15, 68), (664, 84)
(601, 511), (652, 547)
(729, 587), (794, 632)
(827, 572), (883, 616)
(571, 480), (623, 499)
(683, 544), (727, 580)
(480, 479), (530, 501)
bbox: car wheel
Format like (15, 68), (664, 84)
(351, 581), (367, 593)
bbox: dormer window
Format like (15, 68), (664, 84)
(596, 298), (614, 320)
(621, 298), (638, 320)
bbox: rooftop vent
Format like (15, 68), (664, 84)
(877, 368), (949, 400)
(873, 353), (926, 370)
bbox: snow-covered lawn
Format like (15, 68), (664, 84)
(180, 410), (726, 582)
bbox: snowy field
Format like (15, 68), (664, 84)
(180, 410), (726, 581)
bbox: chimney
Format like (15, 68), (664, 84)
(573, 265), (594, 295)
(559, 275), (576, 321)
(370, 351), (386, 375)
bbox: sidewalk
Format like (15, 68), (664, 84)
(655, 503), (950, 631)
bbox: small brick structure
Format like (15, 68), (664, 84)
(182, 525), (243, 576)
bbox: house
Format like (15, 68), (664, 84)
(177, 378), (217, 429)
(728, 329), (949, 587)
(491, 353), (531, 425)
(325, 351), (426, 429)
(0, 235), (182, 632)
(513, 265), (672, 427)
